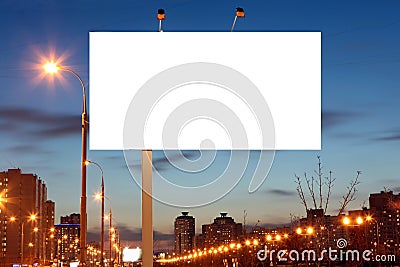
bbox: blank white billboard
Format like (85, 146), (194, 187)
(89, 32), (321, 150)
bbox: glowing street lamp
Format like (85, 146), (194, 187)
(43, 61), (88, 265)
(296, 227), (314, 236)
(343, 217), (351, 225)
(44, 62), (59, 73)
(342, 216), (363, 226)
(296, 228), (303, 235)
(306, 227), (314, 235)
(284, 234), (289, 239)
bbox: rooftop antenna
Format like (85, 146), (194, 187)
(231, 7), (245, 32)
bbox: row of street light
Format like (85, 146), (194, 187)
(161, 217), (383, 266)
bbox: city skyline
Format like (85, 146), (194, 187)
(1, 167), (398, 250)
(0, 0), (399, 248)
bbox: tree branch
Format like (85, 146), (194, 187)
(324, 171), (335, 214)
(295, 174), (308, 212)
(337, 171), (361, 215)
(305, 173), (317, 209)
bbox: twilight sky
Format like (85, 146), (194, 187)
(0, 0), (399, 249)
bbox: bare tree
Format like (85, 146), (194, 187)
(294, 156), (360, 216)
(337, 171), (361, 215)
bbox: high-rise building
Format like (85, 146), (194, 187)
(0, 168), (55, 267)
(202, 213), (242, 248)
(174, 212), (195, 255)
(369, 191), (400, 255)
(44, 200), (56, 264)
(55, 213), (80, 263)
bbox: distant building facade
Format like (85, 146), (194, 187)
(202, 213), (242, 248)
(174, 212), (195, 254)
(44, 200), (56, 263)
(60, 213), (80, 224)
(55, 213), (80, 263)
(295, 191), (400, 256)
(369, 191), (400, 255)
(0, 168), (55, 267)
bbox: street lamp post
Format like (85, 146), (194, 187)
(85, 160), (105, 267)
(44, 62), (88, 266)
(101, 195), (114, 266)
(10, 214), (37, 265)
(106, 206), (113, 265)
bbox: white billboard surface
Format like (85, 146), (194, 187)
(89, 32), (321, 150)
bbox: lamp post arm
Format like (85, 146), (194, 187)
(59, 67), (87, 115)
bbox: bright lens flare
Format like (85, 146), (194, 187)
(306, 227), (314, 235)
(343, 217), (350, 225)
(30, 47), (72, 89)
(44, 62), (59, 73)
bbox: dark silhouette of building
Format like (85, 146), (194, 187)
(194, 234), (204, 250)
(174, 212), (195, 255)
(0, 168), (55, 267)
(60, 213), (80, 224)
(202, 213), (242, 248)
(55, 213), (80, 263)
